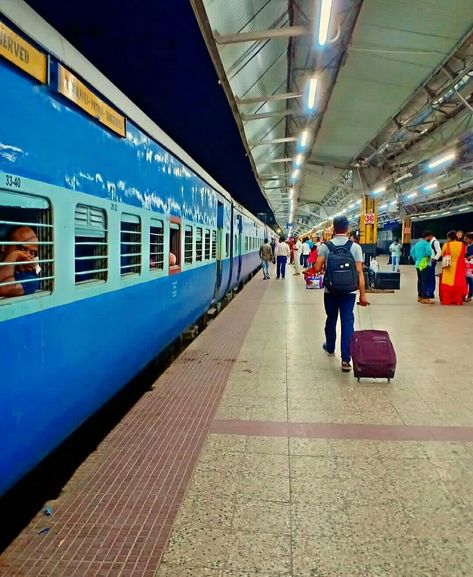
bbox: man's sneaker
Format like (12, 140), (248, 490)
(341, 361), (352, 372)
(322, 343), (335, 357)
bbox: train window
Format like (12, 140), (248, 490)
(169, 222), (181, 267)
(184, 225), (193, 264)
(120, 213), (141, 276)
(234, 234), (238, 254)
(225, 233), (229, 257)
(204, 229), (211, 260)
(245, 237), (248, 252)
(211, 230), (216, 259)
(150, 219), (164, 271)
(196, 227), (203, 262)
(75, 204), (107, 284)
(0, 191), (54, 299)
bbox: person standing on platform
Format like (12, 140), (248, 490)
(410, 232), (433, 304)
(293, 237), (302, 276)
(275, 236), (290, 279)
(301, 238), (311, 268)
(439, 230), (467, 305)
(315, 216), (368, 373)
(259, 237), (273, 280)
(425, 231), (441, 300)
(388, 238), (402, 272)
(465, 232), (473, 303)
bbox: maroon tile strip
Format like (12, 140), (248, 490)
(0, 279), (267, 577)
(211, 419), (473, 442)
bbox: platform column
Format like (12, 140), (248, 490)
(402, 217), (412, 259)
(359, 197), (378, 264)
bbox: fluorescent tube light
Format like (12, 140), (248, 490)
(423, 183), (438, 191)
(394, 173), (412, 183)
(318, 0), (332, 46)
(379, 204), (387, 209)
(307, 77), (318, 110)
(371, 186), (385, 195)
(300, 130), (309, 147)
(295, 154), (303, 166)
(407, 192), (417, 199)
(292, 169), (300, 179)
(428, 152), (456, 169)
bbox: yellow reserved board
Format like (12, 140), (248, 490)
(0, 20), (47, 83)
(58, 64), (126, 137)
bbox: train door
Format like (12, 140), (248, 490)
(215, 201), (224, 292)
(237, 215), (243, 281)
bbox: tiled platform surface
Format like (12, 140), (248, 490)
(3, 264), (473, 576)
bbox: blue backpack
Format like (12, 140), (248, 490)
(324, 240), (359, 293)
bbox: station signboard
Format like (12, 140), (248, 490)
(57, 64), (126, 137)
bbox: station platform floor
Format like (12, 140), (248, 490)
(2, 264), (473, 577)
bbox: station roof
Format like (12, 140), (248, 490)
(191, 0), (473, 233)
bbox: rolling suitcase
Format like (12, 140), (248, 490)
(350, 308), (396, 381)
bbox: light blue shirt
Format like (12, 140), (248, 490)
(410, 239), (431, 268)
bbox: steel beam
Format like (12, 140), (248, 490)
(242, 110), (301, 121)
(250, 137), (297, 146)
(214, 26), (309, 45)
(237, 92), (301, 105)
(256, 157), (294, 164)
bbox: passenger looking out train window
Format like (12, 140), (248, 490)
(169, 222), (181, 268)
(0, 226), (40, 297)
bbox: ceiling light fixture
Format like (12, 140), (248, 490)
(300, 130), (309, 147)
(318, 0), (333, 46)
(407, 192), (418, 199)
(295, 154), (303, 166)
(379, 204), (387, 209)
(442, 211), (451, 215)
(390, 200), (397, 206)
(458, 207), (470, 212)
(307, 77), (318, 110)
(292, 169), (300, 180)
(423, 183), (438, 191)
(394, 173), (412, 183)
(428, 152), (456, 170)
(371, 186), (386, 195)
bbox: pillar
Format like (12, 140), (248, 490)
(359, 197), (378, 265)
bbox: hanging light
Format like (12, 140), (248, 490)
(428, 152), (456, 170)
(371, 186), (386, 195)
(300, 130), (309, 147)
(318, 0), (333, 46)
(307, 77), (318, 110)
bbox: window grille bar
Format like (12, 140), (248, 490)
(1, 241), (54, 246)
(75, 241), (108, 246)
(75, 269), (108, 277)
(0, 258), (54, 266)
(0, 220), (53, 228)
(0, 275), (55, 288)
(75, 255), (108, 261)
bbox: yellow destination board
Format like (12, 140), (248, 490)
(0, 20), (47, 83)
(58, 64), (126, 137)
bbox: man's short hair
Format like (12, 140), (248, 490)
(422, 230), (433, 239)
(279, 236), (285, 242)
(333, 216), (349, 234)
(264, 237), (268, 243)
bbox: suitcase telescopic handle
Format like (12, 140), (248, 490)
(356, 301), (373, 330)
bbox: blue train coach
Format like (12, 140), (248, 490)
(0, 3), (274, 495)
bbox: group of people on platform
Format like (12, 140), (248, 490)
(259, 235), (323, 280)
(410, 229), (473, 305)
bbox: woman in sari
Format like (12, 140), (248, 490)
(440, 230), (467, 305)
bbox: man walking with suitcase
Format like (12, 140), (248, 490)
(314, 216), (368, 372)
